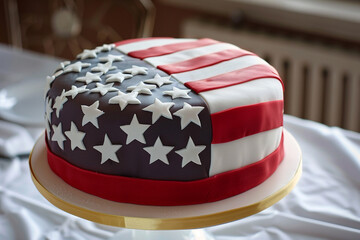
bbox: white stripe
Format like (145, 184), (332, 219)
(209, 127), (283, 176)
(144, 43), (238, 67)
(116, 38), (195, 54)
(200, 78), (283, 114)
(172, 55), (269, 84)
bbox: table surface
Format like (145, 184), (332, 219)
(0, 44), (359, 240)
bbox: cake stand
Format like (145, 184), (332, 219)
(29, 129), (302, 240)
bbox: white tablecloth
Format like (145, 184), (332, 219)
(0, 115), (359, 240)
(0, 45), (359, 239)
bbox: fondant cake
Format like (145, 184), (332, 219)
(44, 37), (284, 206)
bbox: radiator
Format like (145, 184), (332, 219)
(182, 19), (360, 132)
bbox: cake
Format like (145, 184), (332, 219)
(44, 37), (284, 206)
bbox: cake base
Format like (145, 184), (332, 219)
(29, 129), (301, 230)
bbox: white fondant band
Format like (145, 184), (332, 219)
(209, 127), (283, 176)
(144, 43), (239, 67)
(172, 55), (269, 84)
(200, 78), (283, 114)
(117, 39), (195, 54)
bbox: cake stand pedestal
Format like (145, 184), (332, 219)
(29, 130), (301, 239)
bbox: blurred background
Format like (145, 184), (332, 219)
(1, 0), (359, 132)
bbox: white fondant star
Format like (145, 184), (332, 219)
(94, 46), (102, 52)
(65, 122), (86, 150)
(47, 75), (55, 84)
(90, 83), (118, 96)
(60, 60), (71, 68)
(108, 91), (141, 110)
(173, 103), (204, 129)
(63, 61), (91, 73)
(51, 123), (66, 150)
(144, 137), (174, 165)
(53, 70), (64, 78)
(55, 61), (71, 71)
(95, 43), (115, 52)
(64, 122), (86, 150)
(127, 82), (156, 95)
(45, 97), (53, 122)
(44, 75), (55, 96)
(91, 62), (117, 74)
(46, 118), (51, 140)
(175, 137), (205, 167)
(76, 72), (103, 84)
(123, 65), (148, 75)
(105, 72), (132, 83)
(81, 101), (104, 128)
(99, 54), (124, 64)
(93, 134), (122, 164)
(64, 85), (89, 99)
(53, 90), (68, 117)
(46, 75), (55, 86)
(144, 74), (172, 87)
(77, 49), (97, 60)
(142, 98), (174, 124)
(120, 115), (150, 144)
(163, 87), (191, 99)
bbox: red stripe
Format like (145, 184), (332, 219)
(185, 64), (283, 93)
(211, 100), (283, 144)
(114, 37), (173, 46)
(128, 38), (219, 59)
(158, 48), (254, 75)
(46, 134), (284, 206)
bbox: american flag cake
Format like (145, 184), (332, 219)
(44, 37), (284, 206)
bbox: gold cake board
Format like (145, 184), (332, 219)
(29, 130), (302, 230)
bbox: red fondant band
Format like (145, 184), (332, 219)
(46, 134), (284, 206)
(158, 48), (254, 75)
(185, 64), (283, 93)
(114, 37), (173, 46)
(129, 38), (219, 59)
(211, 100), (284, 144)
